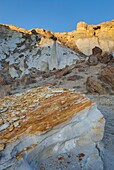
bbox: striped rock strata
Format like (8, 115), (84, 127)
(0, 86), (105, 170)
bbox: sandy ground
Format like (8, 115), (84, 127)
(88, 95), (114, 170)
(99, 105), (114, 170)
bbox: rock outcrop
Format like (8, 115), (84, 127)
(0, 21), (114, 91)
(55, 20), (114, 56)
(0, 86), (105, 170)
(92, 46), (113, 64)
(86, 65), (114, 94)
(0, 24), (82, 86)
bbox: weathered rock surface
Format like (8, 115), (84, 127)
(0, 86), (105, 170)
(86, 76), (109, 94)
(92, 46), (113, 64)
(100, 53), (113, 64)
(86, 65), (114, 94)
(99, 65), (114, 91)
(0, 24), (82, 86)
(92, 46), (102, 56)
(87, 55), (98, 66)
(55, 20), (114, 55)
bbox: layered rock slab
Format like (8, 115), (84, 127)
(0, 87), (105, 170)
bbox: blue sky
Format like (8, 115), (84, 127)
(0, 0), (114, 32)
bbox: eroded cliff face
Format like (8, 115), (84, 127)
(0, 86), (105, 170)
(0, 20), (113, 90)
(0, 24), (82, 84)
(55, 20), (114, 55)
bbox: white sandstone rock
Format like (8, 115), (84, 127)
(0, 87), (105, 170)
(0, 25), (81, 80)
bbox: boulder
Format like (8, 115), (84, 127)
(92, 46), (102, 56)
(92, 47), (113, 64)
(87, 55), (98, 66)
(0, 86), (105, 170)
(99, 65), (114, 90)
(86, 76), (109, 94)
(86, 65), (114, 94)
(100, 53), (113, 64)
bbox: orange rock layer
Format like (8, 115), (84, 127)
(0, 24), (31, 34)
(0, 87), (93, 143)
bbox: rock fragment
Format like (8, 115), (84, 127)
(86, 76), (109, 94)
(87, 55), (98, 66)
(0, 122), (10, 131)
(0, 143), (5, 151)
(99, 65), (114, 90)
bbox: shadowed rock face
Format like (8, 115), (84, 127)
(0, 86), (105, 170)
